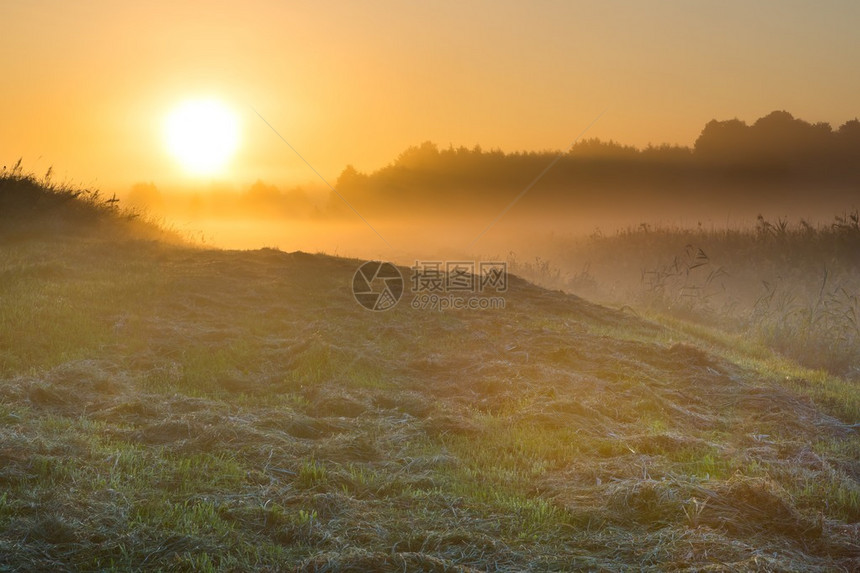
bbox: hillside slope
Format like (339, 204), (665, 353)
(0, 178), (858, 571)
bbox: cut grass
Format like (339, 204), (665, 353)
(0, 176), (858, 570)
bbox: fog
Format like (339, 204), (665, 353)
(118, 111), (860, 346)
(124, 111), (860, 265)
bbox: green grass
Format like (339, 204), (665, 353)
(0, 175), (858, 571)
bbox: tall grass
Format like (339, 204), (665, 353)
(0, 161), (174, 242)
(507, 212), (860, 378)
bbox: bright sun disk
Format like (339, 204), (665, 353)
(164, 99), (239, 175)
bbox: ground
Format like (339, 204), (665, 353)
(0, 215), (858, 570)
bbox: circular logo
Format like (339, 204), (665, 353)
(352, 261), (404, 311)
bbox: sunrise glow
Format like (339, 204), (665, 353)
(164, 99), (240, 176)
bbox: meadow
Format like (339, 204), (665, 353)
(506, 213), (860, 381)
(0, 169), (858, 571)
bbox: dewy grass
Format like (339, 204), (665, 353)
(637, 311), (860, 424)
(1, 175), (858, 570)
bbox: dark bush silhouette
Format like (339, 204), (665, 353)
(0, 163), (175, 241)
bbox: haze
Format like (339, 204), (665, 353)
(2, 0), (859, 193)
(3, 3), (860, 568)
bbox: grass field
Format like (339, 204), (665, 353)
(1, 172), (858, 571)
(506, 214), (860, 381)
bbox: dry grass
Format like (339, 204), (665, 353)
(0, 176), (858, 571)
(507, 213), (860, 379)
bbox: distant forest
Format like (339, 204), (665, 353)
(328, 110), (860, 218)
(130, 111), (860, 221)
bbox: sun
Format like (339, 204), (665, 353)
(164, 99), (240, 176)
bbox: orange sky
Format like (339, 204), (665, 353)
(2, 0), (858, 193)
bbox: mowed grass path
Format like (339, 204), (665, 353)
(0, 233), (858, 571)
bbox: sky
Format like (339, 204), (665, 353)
(2, 0), (858, 193)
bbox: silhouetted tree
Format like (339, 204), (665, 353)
(328, 111), (860, 214)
